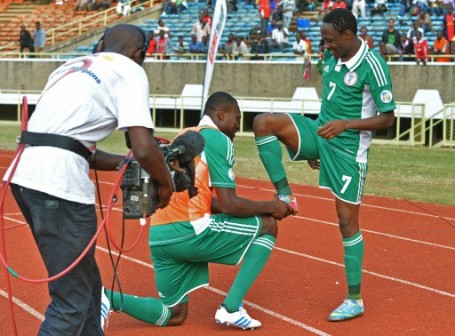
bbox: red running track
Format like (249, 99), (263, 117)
(1, 150), (455, 336)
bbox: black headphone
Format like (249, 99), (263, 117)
(136, 26), (149, 60)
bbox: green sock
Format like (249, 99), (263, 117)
(223, 235), (276, 312)
(255, 136), (291, 196)
(343, 231), (364, 300)
(105, 289), (171, 326)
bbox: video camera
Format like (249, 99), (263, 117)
(120, 130), (204, 219)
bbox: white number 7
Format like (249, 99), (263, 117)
(327, 81), (337, 101)
(340, 175), (352, 194)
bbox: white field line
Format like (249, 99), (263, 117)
(2, 173), (453, 221)
(0, 289), (45, 321)
(75, 179), (455, 222)
(95, 247), (332, 336)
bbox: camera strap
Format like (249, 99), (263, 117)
(19, 131), (92, 161)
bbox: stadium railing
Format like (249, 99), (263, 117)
(2, 90), (452, 147)
(428, 104), (455, 148)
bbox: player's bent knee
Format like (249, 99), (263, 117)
(167, 303), (188, 326)
(252, 113), (273, 134)
(260, 216), (278, 238)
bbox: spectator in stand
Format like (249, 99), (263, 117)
(271, 20), (289, 51)
(413, 30), (429, 64)
(234, 35), (250, 59)
(191, 13), (211, 42)
(433, 30), (451, 61)
(33, 21), (46, 56)
(441, 0), (455, 14)
(381, 19), (402, 55)
(202, 8), (212, 26)
(414, 0), (431, 14)
(155, 29), (172, 59)
(19, 24), (35, 58)
(320, 0), (334, 19)
(398, 0), (412, 19)
(407, 20), (425, 40)
(272, 3), (284, 22)
(220, 33), (238, 60)
(91, 0), (111, 11)
(267, 19), (278, 37)
(292, 31), (308, 61)
(146, 31), (157, 57)
(258, 0), (272, 37)
(201, 35), (210, 54)
(162, 0), (178, 15)
(306, 0), (317, 11)
(416, 10), (433, 33)
(189, 34), (203, 53)
(154, 19), (171, 39)
(352, 0), (366, 18)
(398, 33), (414, 60)
(116, 0), (131, 16)
(442, 4), (455, 54)
(429, 0), (444, 16)
(280, 0), (296, 29)
(173, 35), (188, 56)
(370, 0), (388, 17)
(359, 25), (375, 49)
(250, 30), (270, 59)
(228, 0), (239, 12)
(332, 0), (347, 10)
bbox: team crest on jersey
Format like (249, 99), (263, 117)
(344, 72), (358, 86)
(380, 90), (393, 103)
(323, 65), (329, 72)
(228, 168), (235, 181)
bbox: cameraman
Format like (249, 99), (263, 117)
(3, 24), (174, 335)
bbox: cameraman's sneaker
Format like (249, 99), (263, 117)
(100, 287), (111, 331)
(279, 194), (299, 214)
(215, 304), (261, 330)
(328, 298), (364, 321)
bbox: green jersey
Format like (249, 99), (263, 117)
(320, 40), (396, 162)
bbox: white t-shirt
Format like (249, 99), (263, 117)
(4, 52), (153, 204)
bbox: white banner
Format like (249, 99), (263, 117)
(201, 0), (227, 116)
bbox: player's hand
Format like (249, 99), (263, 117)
(307, 159), (320, 170)
(271, 196), (295, 219)
(317, 120), (349, 139)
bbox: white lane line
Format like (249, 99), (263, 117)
(96, 247), (332, 336)
(86, 180), (455, 222)
(0, 289), (44, 321)
(236, 184), (455, 222)
(275, 246), (455, 299)
(295, 216), (455, 251)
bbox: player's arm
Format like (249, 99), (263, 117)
(317, 111), (395, 139)
(127, 126), (174, 209)
(214, 187), (292, 220)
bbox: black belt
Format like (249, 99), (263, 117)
(19, 131), (92, 161)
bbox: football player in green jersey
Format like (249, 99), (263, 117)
(253, 8), (395, 321)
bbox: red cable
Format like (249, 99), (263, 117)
(0, 96), (151, 333)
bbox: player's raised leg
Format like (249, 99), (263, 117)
(253, 113), (300, 212)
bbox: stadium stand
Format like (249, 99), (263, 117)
(0, 0), (158, 56)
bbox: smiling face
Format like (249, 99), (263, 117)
(321, 22), (351, 60)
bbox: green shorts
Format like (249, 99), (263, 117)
(149, 213), (262, 307)
(286, 114), (368, 204)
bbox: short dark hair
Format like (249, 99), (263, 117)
(323, 8), (357, 35)
(203, 92), (237, 116)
